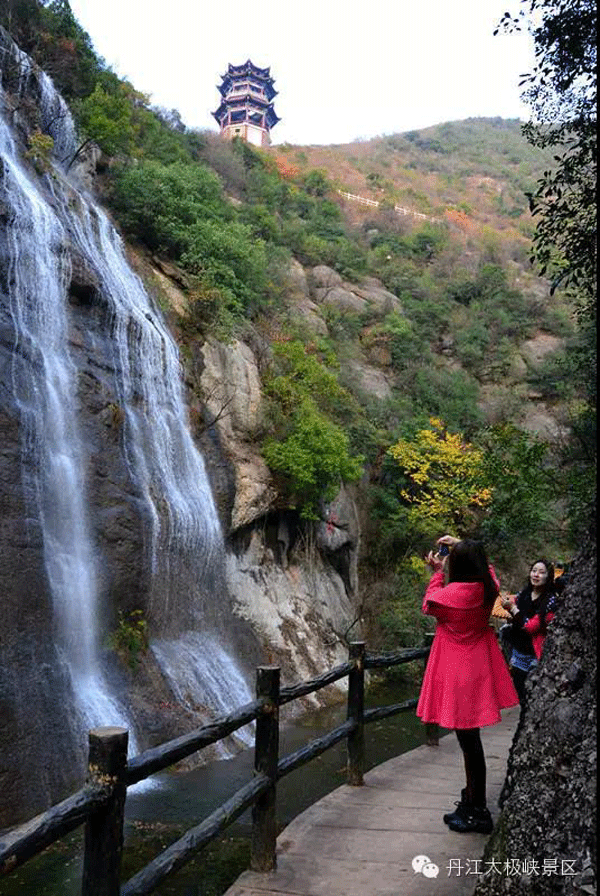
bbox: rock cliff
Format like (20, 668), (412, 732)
(473, 507), (596, 896)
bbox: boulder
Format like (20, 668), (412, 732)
(320, 286), (368, 314)
(284, 257), (311, 298)
(200, 338), (277, 529)
(290, 297), (329, 336)
(518, 399), (569, 441)
(519, 332), (564, 366)
(309, 266), (401, 317)
(344, 358), (393, 401)
(282, 261), (328, 336)
(226, 527), (359, 699)
(310, 265), (343, 294)
(348, 279), (402, 315)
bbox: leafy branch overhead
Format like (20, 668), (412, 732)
(497, 0), (597, 303)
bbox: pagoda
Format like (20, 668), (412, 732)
(212, 60), (280, 147)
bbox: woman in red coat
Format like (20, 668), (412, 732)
(417, 536), (519, 833)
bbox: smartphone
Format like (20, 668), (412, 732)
(437, 544), (450, 556)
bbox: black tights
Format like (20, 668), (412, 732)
(510, 667), (528, 708)
(455, 728), (487, 807)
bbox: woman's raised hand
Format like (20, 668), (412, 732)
(425, 550), (445, 572)
(437, 534), (460, 547)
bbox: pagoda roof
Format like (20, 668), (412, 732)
(217, 60), (277, 97)
(218, 79), (278, 100)
(223, 59), (271, 78)
(217, 92), (272, 107)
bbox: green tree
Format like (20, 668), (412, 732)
(497, 0), (597, 535)
(181, 219), (269, 317)
(263, 400), (363, 519)
(110, 160), (231, 253)
(498, 0), (596, 304)
(132, 105), (194, 165)
(262, 341), (364, 518)
(72, 83), (136, 157)
(38, 0), (101, 99)
(0, 0), (42, 50)
(475, 423), (558, 561)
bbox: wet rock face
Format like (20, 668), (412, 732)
(0, 245), (152, 827)
(67, 293), (151, 622)
(474, 508), (597, 896)
(0, 408), (83, 826)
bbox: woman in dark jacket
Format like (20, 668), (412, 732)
(500, 559), (557, 705)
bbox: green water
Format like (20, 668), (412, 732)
(0, 677), (440, 896)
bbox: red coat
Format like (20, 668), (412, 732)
(417, 571), (519, 729)
(523, 612), (555, 660)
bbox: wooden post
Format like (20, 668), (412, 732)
(251, 666), (280, 872)
(347, 641), (365, 786)
(422, 633), (439, 746)
(81, 726), (128, 896)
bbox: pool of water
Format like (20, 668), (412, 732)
(0, 676), (440, 896)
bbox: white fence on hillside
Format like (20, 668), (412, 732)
(337, 190), (442, 224)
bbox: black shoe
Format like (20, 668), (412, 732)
(443, 788), (468, 825)
(448, 805), (493, 834)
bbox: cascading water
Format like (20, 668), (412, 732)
(0, 42), (137, 746)
(0, 30), (253, 799)
(56, 188), (254, 746)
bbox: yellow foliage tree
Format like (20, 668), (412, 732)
(388, 417), (492, 532)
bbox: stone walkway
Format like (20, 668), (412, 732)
(223, 707), (519, 896)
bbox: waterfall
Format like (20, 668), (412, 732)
(59, 194), (225, 628)
(54, 188), (254, 739)
(0, 32), (253, 781)
(0, 72), (136, 746)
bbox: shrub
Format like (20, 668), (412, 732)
(263, 400), (363, 519)
(302, 169), (331, 196)
(110, 160), (231, 253)
(25, 129), (54, 172)
(181, 219), (270, 317)
(107, 610), (148, 670)
(377, 556), (433, 648)
(262, 341), (364, 517)
(409, 366), (482, 434)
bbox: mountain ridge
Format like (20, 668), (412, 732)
(268, 117), (555, 229)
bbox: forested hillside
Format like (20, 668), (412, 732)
(1, 0), (594, 648)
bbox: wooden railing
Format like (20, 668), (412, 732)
(0, 640), (435, 896)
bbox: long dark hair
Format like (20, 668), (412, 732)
(523, 558), (555, 628)
(447, 539), (498, 605)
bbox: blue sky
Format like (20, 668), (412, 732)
(68, 0), (535, 146)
